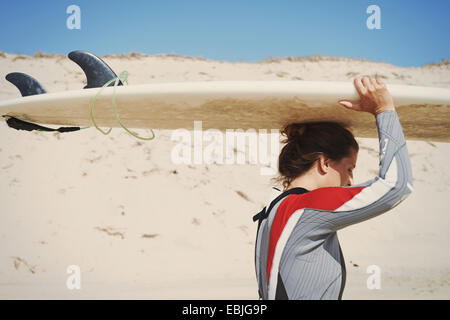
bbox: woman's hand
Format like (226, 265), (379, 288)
(338, 77), (395, 116)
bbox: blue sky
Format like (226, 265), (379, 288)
(0, 0), (448, 66)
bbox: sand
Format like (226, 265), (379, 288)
(0, 52), (449, 299)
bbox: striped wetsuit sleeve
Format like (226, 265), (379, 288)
(294, 109), (414, 231)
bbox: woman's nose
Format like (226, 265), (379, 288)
(347, 177), (353, 186)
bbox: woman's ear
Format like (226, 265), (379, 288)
(317, 154), (330, 174)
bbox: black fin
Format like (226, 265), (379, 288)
(68, 50), (122, 89)
(2, 115), (81, 133)
(5, 72), (47, 97)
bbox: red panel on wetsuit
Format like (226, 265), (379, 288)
(266, 186), (365, 281)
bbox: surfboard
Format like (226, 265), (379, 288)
(1, 51), (449, 142)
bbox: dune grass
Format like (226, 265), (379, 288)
(33, 51), (65, 58)
(3, 50), (448, 68)
(257, 54), (373, 64)
(421, 58), (450, 67)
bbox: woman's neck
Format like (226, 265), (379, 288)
(284, 172), (321, 192)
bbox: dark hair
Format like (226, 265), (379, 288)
(274, 121), (359, 190)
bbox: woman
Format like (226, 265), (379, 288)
(253, 77), (414, 300)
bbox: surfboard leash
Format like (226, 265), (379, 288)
(2, 72), (156, 139)
(89, 70), (156, 141)
(3, 51), (156, 141)
(2, 71), (156, 140)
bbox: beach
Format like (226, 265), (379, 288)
(0, 52), (449, 299)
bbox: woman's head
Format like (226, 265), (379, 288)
(275, 121), (359, 190)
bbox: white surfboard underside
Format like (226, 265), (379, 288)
(0, 81), (449, 141)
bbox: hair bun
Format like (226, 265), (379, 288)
(282, 123), (308, 142)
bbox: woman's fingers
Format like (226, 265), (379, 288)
(354, 77), (367, 96)
(338, 100), (352, 108)
(338, 100), (362, 111)
(344, 76), (393, 115)
(376, 78), (385, 87)
(370, 77), (379, 89)
(362, 76), (375, 91)
(349, 77), (394, 115)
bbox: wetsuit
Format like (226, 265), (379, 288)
(253, 110), (414, 300)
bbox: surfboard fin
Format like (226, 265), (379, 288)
(5, 72), (47, 97)
(68, 50), (123, 89)
(3, 72), (83, 133)
(2, 115), (81, 133)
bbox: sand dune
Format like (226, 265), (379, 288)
(0, 52), (449, 299)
